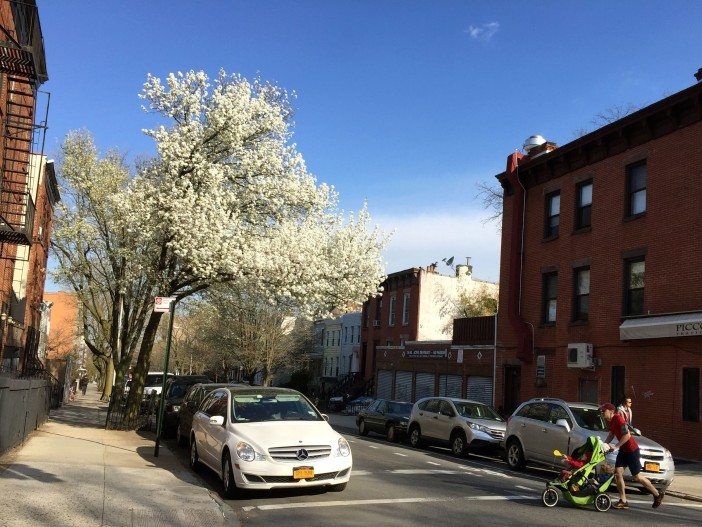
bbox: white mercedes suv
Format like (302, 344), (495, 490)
(190, 386), (352, 497)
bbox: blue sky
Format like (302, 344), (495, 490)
(39, 1), (702, 287)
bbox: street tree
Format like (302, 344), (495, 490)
(122, 70), (387, 421)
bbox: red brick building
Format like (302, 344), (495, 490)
(0, 1), (57, 374)
(495, 71), (702, 459)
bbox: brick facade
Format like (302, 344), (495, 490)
(495, 78), (702, 459)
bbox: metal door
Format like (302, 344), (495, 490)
(466, 376), (493, 406)
(439, 375), (462, 398)
(376, 370), (393, 400)
(414, 372), (435, 402)
(394, 371), (413, 402)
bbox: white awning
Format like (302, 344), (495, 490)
(620, 312), (702, 340)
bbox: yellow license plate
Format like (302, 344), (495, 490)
(644, 462), (660, 473)
(293, 467), (314, 480)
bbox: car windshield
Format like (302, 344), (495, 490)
(231, 393), (322, 422)
(454, 402), (504, 421)
(145, 375), (163, 387)
(570, 407), (608, 431)
(387, 402), (413, 415)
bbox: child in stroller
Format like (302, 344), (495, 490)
(542, 436), (616, 512)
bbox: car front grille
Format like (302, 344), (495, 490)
(268, 445), (332, 461)
(487, 429), (505, 440)
(640, 449), (665, 462)
(252, 471), (339, 483)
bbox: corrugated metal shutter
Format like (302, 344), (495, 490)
(394, 371), (413, 402)
(414, 372), (435, 402)
(376, 370), (393, 400)
(466, 376), (493, 406)
(439, 374), (462, 398)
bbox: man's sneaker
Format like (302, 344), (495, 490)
(613, 500), (629, 510)
(653, 490), (665, 508)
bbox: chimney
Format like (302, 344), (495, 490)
(695, 68), (702, 82)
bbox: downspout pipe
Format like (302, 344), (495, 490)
(504, 152), (534, 363)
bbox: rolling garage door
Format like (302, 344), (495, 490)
(394, 371), (413, 402)
(414, 372), (435, 402)
(376, 370), (393, 400)
(466, 376), (493, 406)
(439, 374), (462, 398)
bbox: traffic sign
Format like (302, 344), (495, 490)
(153, 296), (176, 313)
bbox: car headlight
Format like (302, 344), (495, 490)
(664, 449), (673, 460)
(236, 441), (265, 462)
(467, 421), (489, 433)
(337, 437), (351, 457)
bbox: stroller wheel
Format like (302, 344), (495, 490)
(542, 487), (559, 507)
(595, 493), (611, 512)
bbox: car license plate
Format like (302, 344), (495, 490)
(293, 467), (314, 480)
(644, 462), (660, 473)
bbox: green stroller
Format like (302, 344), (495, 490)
(541, 436), (616, 512)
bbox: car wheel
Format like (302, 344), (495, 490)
(358, 419), (368, 436)
(189, 437), (200, 471)
(222, 451), (238, 499)
(507, 440), (526, 470)
(409, 425), (422, 448)
(594, 493), (611, 512)
(542, 487), (559, 507)
(451, 431), (467, 457)
(386, 424), (397, 443)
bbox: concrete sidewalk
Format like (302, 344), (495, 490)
(0, 384), (238, 527)
(326, 413), (702, 502)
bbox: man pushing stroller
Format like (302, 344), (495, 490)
(599, 403), (664, 510)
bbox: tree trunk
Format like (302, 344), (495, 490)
(101, 356), (114, 401)
(123, 311), (163, 425)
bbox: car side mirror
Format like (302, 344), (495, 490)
(322, 414), (329, 422)
(209, 415), (225, 426)
(555, 418), (571, 432)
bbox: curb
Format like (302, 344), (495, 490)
(666, 490), (702, 504)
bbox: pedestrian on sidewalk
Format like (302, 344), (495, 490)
(599, 403), (664, 510)
(79, 376), (88, 396)
(618, 395), (633, 426)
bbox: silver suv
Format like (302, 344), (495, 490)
(407, 397), (506, 456)
(503, 398), (675, 489)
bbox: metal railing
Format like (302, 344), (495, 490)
(105, 391), (158, 431)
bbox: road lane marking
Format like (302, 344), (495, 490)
(241, 495), (540, 512)
(515, 485), (535, 491)
(368, 445), (379, 449)
(426, 461), (441, 466)
(393, 452), (407, 457)
(351, 470), (371, 476)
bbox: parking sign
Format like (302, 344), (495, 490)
(153, 296), (176, 313)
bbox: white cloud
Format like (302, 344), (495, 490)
(466, 22), (500, 42)
(375, 210), (501, 283)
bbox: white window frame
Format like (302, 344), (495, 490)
(389, 295), (396, 326)
(402, 292), (411, 325)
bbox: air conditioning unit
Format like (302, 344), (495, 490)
(372, 320), (380, 327)
(567, 343), (594, 369)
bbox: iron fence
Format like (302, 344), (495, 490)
(105, 391), (158, 431)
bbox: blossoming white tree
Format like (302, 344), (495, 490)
(123, 70), (387, 419)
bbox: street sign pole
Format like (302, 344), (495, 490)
(154, 297), (177, 457)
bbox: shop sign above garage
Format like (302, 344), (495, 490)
(402, 349), (448, 359)
(619, 311), (702, 340)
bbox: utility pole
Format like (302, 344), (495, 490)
(154, 296), (177, 457)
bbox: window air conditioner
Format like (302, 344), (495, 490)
(567, 343), (594, 369)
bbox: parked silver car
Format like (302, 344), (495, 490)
(503, 398), (675, 489)
(407, 397), (506, 456)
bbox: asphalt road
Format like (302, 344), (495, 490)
(166, 426), (702, 527)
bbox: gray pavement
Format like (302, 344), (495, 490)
(0, 384), (238, 527)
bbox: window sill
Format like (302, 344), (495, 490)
(540, 322), (556, 328)
(569, 319), (589, 327)
(623, 212), (646, 223)
(542, 234), (559, 243)
(572, 226), (591, 235)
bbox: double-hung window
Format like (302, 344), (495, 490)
(573, 267), (590, 321)
(576, 181), (592, 229)
(627, 162), (647, 217)
(402, 292), (411, 325)
(624, 258), (645, 315)
(544, 191), (560, 238)
(388, 295), (396, 326)
(542, 272), (558, 324)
